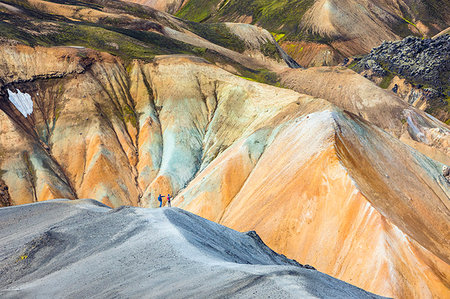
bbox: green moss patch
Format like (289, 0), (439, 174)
(177, 0), (316, 41)
(379, 73), (395, 89)
(186, 22), (246, 53)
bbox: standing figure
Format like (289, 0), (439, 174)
(167, 194), (172, 207)
(157, 194), (164, 207)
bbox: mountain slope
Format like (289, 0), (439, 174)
(173, 100), (450, 298)
(0, 0), (293, 76)
(137, 0), (450, 66)
(0, 1), (449, 298)
(0, 199), (383, 298)
(280, 66), (450, 165)
(1, 44), (449, 297)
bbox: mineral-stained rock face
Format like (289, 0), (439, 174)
(0, 43), (449, 298)
(0, 179), (11, 207)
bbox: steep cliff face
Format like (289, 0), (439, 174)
(0, 43), (449, 298)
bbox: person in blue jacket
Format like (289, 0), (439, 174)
(157, 194), (165, 207)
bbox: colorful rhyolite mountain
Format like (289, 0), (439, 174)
(0, 1), (449, 298)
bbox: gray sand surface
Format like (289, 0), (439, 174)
(0, 199), (384, 298)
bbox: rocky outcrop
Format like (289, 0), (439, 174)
(443, 166), (450, 183)
(0, 179), (11, 207)
(349, 35), (450, 122)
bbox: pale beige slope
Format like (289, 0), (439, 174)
(286, 0), (447, 67)
(281, 66), (450, 165)
(300, 0), (404, 56)
(161, 25), (288, 72)
(433, 27), (450, 38)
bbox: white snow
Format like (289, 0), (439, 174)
(7, 89), (33, 118)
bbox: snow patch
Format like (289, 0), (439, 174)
(7, 89), (33, 118)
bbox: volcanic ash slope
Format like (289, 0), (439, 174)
(0, 199), (382, 298)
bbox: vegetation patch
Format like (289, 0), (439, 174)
(0, 0), (286, 91)
(0, 7), (205, 63)
(272, 32), (285, 42)
(379, 73), (395, 89)
(175, 0), (222, 22)
(123, 104), (138, 128)
(177, 0), (316, 42)
(186, 22), (246, 53)
(0, 0), (258, 63)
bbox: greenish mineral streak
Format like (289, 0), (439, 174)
(123, 104), (138, 128)
(176, 0), (222, 22)
(22, 151), (38, 202)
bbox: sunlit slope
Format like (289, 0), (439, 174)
(0, 0), (291, 73)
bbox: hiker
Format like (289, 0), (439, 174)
(157, 194), (165, 208)
(167, 194), (172, 207)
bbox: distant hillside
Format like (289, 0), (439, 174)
(0, 0), (295, 81)
(127, 0), (450, 67)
